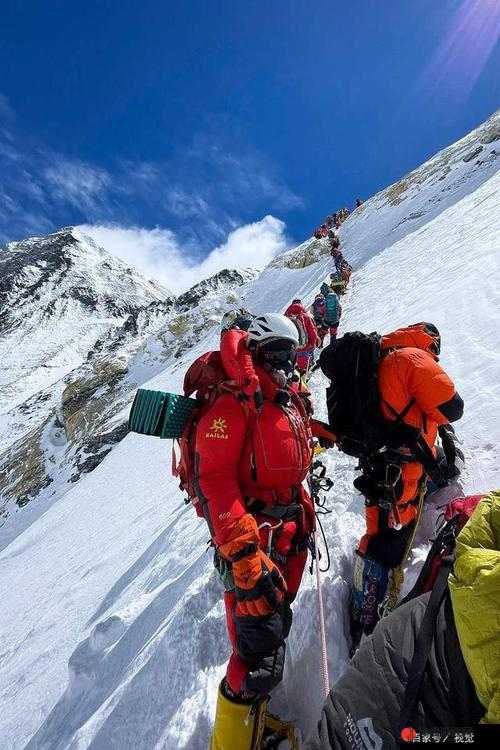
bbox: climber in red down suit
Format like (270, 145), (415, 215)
(284, 299), (320, 373)
(192, 313), (331, 747)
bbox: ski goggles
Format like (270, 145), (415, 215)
(257, 339), (297, 367)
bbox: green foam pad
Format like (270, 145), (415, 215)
(128, 389), (197, 439)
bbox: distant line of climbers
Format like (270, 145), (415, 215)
(313, 200), (363, 240)
(283, 244), (352, 376)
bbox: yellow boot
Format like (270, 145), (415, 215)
(209, 682), (299, 750)
(209, 682), (256, 750)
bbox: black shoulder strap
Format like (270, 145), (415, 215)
(382, 397), (416, 424)
(398, 556), (454, 736)
(415, 435), (447, 487)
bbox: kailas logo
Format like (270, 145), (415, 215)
(206, 417), (229, 440)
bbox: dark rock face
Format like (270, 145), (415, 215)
(71, 423), (129, 482)
(479, 124), (500, 145)
(463, 146), (484, 163)
(0, 229), (77, 332)
(104, 298), (175, 353)
(175, 269), (247, 311)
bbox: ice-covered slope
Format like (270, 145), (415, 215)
(1, 120), (499, 749)
(338, 109), (499, 268)
(0, 227), (174, 466)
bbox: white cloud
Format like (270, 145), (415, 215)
(78, 215), (287, 294)
(0, 138), (21, 162)
(45, 159), (112, 212)
(0, 99), (302, 254)
(165, 187), (210, 219)
(195, 215), (287, 279)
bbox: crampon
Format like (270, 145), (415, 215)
(250, 699), (299, 749)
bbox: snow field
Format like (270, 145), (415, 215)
(0, 152), (499, 747)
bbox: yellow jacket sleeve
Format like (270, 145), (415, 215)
(449, 490), (500, 724)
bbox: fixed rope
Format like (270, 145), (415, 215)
(314, 528), (330, 700)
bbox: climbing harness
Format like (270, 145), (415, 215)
(257, 519), (284, 557)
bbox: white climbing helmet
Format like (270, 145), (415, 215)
(247, 313), (300, 347)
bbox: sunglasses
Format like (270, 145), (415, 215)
(258, 340), (297, 363)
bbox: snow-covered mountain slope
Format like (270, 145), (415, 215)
(0, 229), (258, 539)
(339, 109), (499, 268)
(0, 117), (499, 750)
(0, 228), (172, 418)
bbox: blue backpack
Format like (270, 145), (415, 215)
(324, 293), (340, 324)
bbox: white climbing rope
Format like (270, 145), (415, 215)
(314, 528), (330, 700)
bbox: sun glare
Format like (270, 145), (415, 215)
(420, 0), (500, 101)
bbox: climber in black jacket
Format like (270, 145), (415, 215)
(304, 492), (500, 749)
(304, 591), (483, 750)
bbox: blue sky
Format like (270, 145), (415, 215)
(1, 0), (499, 290)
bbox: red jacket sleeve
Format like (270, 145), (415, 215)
(195, 392), (253, 547)
(220, 329), (256, 387)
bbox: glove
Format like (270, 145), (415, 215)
(232, 547), (286, 617)
(311, 419), (337, 449)
(219, 515), (287, 661)
(244, 643), (286, 695)
(232, 547), (287, 662)
(438, 424), (464, 479)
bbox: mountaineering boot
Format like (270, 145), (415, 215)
(209, 680), (256, 750)
(210, 680), (299, 750)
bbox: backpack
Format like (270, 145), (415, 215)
(172, 351), (235, 515)
(398, 494), (483, 732)
(182, 350), (227, 399)
(319, 329), (453, 484)
(329, 275), (344, 293)
(324, 293), (340, 325)
(319, 331), (426, 460)
(312, 298), (326, 321)
(173, 350), (308, 517)
(284, 311), (309, 349)
(399, 495), (482, 606)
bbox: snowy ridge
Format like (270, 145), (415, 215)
(0, 229), (257, 536)
(1, 228), (171, 394)
(0, 116), (499, 749)
(339, 109), (499, 268)
(0, 228), (173, 448)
